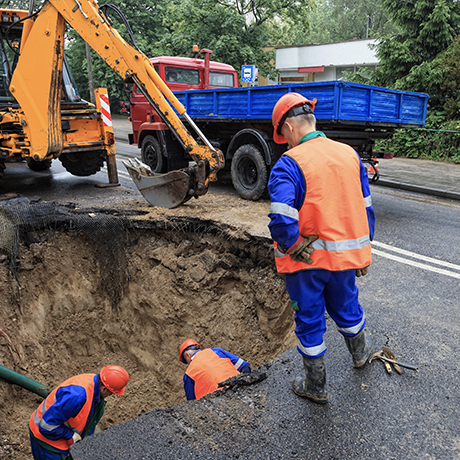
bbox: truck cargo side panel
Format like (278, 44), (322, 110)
(401, 95), (428, 124)
(175, 81), (428, 127)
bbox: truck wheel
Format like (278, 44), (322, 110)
(0, 160), (5, 178)
(26, 158), (52, 171)
(59, 151), (105, 177)
(141, 135), (166, 173)
(231, 144), (268, 200)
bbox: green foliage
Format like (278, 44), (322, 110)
(66, 0), (171, 111)
(161, 0), (314, 79)
(2, 0), (30, 9)
(272, 0), (397, 46)
(437, 35), (460, 120)
(63, 0), (314, 108)
(372, 1), (460, 93)
(377, 112), (460, 163)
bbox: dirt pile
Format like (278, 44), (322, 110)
(0, 208), (296, 460)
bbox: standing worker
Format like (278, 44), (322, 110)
(179, 339), (251, 400)
(268, 92), (375, 404)
(29, 365), (129, 459)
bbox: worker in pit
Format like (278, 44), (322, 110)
(179, 339), (251, 400)
(29, 365), (129, 460)
(268, 92), (376, 404)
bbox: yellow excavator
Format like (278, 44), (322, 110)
(0, 0), (224, 208)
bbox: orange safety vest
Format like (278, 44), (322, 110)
(29, 374), (96, 451)
(185, 349), (239, 400)
(274, 137), (371, 273)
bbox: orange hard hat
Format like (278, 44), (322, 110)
(179, 339), (200, 363)
(272, 92), (317, 144)
(100, 366), (129, 395)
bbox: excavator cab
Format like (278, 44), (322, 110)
(0, 14), (80, 105)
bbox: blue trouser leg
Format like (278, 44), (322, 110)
(323, 270), (366, 337)
(285, 269), (366, 358)
(29, 433), (68, 460)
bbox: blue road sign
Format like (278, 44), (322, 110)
(242, 65), (254, 83)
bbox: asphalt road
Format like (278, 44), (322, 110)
(1, 142), (460, 459)
(71, 169), (460, 459)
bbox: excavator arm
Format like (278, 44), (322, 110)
(12, 0), (224, 208)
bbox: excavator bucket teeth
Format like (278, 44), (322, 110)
(122, 159), (190, 209)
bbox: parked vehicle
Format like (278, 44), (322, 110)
(0, 1), (224, 208)
(129, 52), (429, 200)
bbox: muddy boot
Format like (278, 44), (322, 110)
(291, 355), (328, 404)
(344, 328), (375, 368)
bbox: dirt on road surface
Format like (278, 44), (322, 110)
(0, 189), (296, 459)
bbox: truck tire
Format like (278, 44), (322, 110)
(0, 160), (5, 178)
(26, 158), (52, 171)
(231, 144), (268, 200)
(141, 135), (166, 173)
(59, 151), (105, 177)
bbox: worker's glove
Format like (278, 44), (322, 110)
(356, 266), (369, 277)
(287, 235), (319, 265)
(69, 432), (82, 445)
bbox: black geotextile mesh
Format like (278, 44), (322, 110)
(0, 198), (129, 309)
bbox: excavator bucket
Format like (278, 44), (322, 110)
(122, 158), (191, 209)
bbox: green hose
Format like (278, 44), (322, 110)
(0, 364), (51, 398)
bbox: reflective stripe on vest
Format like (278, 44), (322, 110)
(29, 374), (96, 451)
(185, 349), (239, 400)
(274, 137), (371, 273)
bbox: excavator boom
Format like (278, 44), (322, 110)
(15, 0), (224, 208)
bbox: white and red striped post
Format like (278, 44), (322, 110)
(95, 88), (119, 185)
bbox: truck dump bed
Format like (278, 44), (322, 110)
(175, 80), (429, 127)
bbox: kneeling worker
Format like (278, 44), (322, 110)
(29, 365), (129, 460)
(180, 339), (251, 400)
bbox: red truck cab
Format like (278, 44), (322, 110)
(130, 50), (239, 148)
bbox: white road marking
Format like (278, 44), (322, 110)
(101, 167), (132, 180)
(372, 247), (460, 280)
(372, 241), (460, 271)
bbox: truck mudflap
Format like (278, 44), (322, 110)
(122, 158), (191, 209)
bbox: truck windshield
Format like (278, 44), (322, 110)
(165, 66), (200, 85)
(209, 72), (234, 87)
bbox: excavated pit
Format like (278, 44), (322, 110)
(0, 201), (296, 460)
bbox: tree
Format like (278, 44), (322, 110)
(372, 0), (460, 91)
(65, 0), (174, 110)
(160, 0), (314, 79)
(271, 0), (397, 46)
(433, 35), (460, 120)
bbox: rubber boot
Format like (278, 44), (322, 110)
(291, 354), (328, 404)
(344, 328), (375, 368)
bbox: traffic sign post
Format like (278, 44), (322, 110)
(242, 65), (255, 84)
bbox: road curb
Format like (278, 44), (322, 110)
(372, 179), (460, 201)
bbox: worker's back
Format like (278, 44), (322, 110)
(185, 349), (239, 399)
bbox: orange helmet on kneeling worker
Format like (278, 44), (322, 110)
(272, 92), (317, 144)
(100, 365), (129, 395)
(179, 339), (201, 363)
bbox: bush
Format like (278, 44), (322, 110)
(376, 112), (460, 163)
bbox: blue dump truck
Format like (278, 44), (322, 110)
(131, 78), (429, 200)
